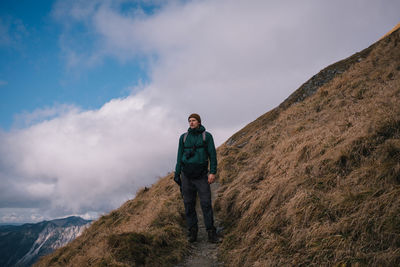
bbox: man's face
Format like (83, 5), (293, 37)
(189, 118), (200, 129)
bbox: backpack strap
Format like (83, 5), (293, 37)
(183, 131), (207, 145)
(203, 131), (209, 157)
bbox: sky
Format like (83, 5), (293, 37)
(0, 0), (399, 224)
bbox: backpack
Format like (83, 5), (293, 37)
(182, 131), (208, 178)
(183, 131), (208, 155)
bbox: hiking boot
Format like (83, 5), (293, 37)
(188, 225), (198, 243)
(207, 227), (219, 243)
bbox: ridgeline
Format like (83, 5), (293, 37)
(36, 26), (400, 266)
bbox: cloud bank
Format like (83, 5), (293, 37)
(1, 0), (399, 223)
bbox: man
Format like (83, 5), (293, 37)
(174, 113), (218, 243)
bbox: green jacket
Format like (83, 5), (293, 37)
(175, 125), (217, 175)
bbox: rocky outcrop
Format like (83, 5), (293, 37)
(0, 217), (91, 267)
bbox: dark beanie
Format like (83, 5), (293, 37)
(188, 113), (201, 124)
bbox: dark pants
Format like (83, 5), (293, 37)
(181, 172), (214, 231)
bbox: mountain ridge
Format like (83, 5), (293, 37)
(0, 216), (91, 267)
(214, 26), (400, 265)
(35, 26), (400, 266)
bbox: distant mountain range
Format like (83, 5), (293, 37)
(0, 216), (91, 267)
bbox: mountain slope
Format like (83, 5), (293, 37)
(0, 216), (91, 267)
(214, 28), (400, 266)
(35, 178), (188, 267)
(36, 27), (400, 266)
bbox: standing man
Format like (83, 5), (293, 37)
(174, 113), (218, 243)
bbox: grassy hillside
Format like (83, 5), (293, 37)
(215, 28), (400, 266)
(36, 28), (400, 266)
(35, 177), (188, 266)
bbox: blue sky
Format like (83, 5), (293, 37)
(0, 0), (399, 223)
(0, 0), (151, 129)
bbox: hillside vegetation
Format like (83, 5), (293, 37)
(35, 177), (187, 266)
(215, 27), (400, 266)
(36, 28), (400, 266)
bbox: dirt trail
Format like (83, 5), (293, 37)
(174, 182), (223, 267)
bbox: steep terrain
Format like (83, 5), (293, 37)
(36, 27), (400, 266)
(35, 178), (188, 267)
(214, 27), (400, 266)
(0, 216), (91, 267)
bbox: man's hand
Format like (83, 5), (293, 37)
(174, 173), (182, 186)
(208, 173), (216, 184)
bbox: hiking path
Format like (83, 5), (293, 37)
(174, 182), (223, 267)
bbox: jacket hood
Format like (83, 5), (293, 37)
(188, 124), (206, 134)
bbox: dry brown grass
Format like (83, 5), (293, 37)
(381, 22), (400, 40)
(35, 27), (400, 267)
(214, 28), (400, 266)
(34, 174), (189, 267)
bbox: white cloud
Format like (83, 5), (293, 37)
(53, 0), (400, 127)
(1, 0), (400, 222)
(1, 213), (19, 223)
(1, 93), (181, 216)
(12, 104), (79, 128)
